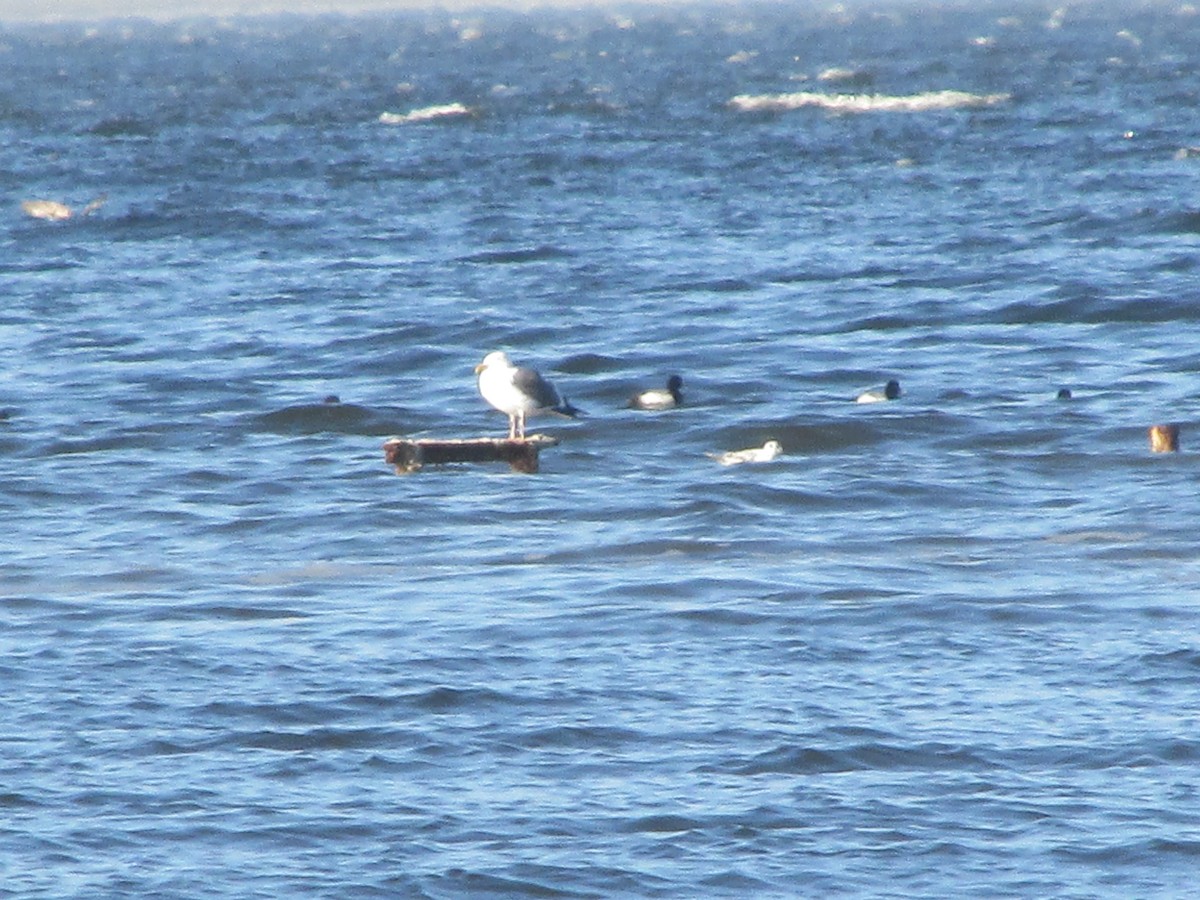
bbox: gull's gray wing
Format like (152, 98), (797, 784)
(512, 366), (562, 409)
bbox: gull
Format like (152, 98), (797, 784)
(475, 351), (580, 439)
(708, 440), (783, 466)
(856, 379), (901, 404)
(629, 374), (683, 410)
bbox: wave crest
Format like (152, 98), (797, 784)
(728, 89), (1009, 114)
(378, 102), (475, 125)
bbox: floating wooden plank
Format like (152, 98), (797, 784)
(383, 434), (560, 474)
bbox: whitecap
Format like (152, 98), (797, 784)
(21, 195), (107, 221)
(378, 103), (475, 125)
(817, 66), (872, 85)
(728, 89), (1010, 114)
(726, 50), (758, 64)
(21, 199), (73, 221)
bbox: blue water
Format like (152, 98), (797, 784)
(4, 2), (1200, 896)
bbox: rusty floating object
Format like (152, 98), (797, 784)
(383, 434), (559, 474)
(1148, 424), (1180, 453)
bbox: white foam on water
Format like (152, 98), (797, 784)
(728, 89), (1010, 114)
(378, 102), (475, 125)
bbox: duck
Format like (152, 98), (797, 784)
(856, 379), (901, 404)
(629, 374), (683, 410)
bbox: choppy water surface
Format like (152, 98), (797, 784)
(4, 1), (1200, 896)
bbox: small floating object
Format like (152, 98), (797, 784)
(1149, 424), (1180, 453)
(20, 194), (106, 221)
(629, 374), (683, 410)
(856, 379), (901, 404)
(707, 440), (783, 466)
(1056, 387), (1073, 400)
(383, 435), (559, 474)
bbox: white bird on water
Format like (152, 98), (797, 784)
(629, 374), (683, 410)
(708, 440), (783, 466)
(475, 351), (580, 439)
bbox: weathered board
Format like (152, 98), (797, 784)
(383, 435), (560, 474)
